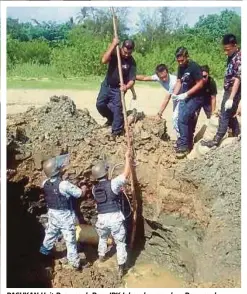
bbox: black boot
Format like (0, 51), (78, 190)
(102, 120), (112, 128)
(201, 135), (222, 148)
(175, 146), (189, 159)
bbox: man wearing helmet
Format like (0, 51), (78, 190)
(39, 156), (87, 270)
(91, 150), (131, 278)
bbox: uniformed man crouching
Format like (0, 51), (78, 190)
(92, 150), (131, 278)
(39, 156), (86, 270)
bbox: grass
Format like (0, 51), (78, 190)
(7, 63), (223, 91)
(7, 76), (104, 90)
(7, 63), (161, 90)
(7, 63), (104, 90)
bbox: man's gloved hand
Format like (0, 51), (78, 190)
(225, 99), (233, 111)
(171, 92), (188, 101)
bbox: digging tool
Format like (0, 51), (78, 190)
(110, 7), (138, 249)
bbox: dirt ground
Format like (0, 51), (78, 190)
(6, 88), (240, 289)
(7, 85), (221, 140)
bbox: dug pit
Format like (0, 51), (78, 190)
(7, 96), (241, 288)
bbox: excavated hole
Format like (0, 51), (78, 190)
(7, 163), (205, 288)
(7, 96), (240, 288)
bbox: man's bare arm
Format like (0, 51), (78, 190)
(121, 80), (135, 92)
(172, 79), (182, 95)
(102, 37), (119, 64)
(157, 93), (171, 117)
(229, 77), (241, 100)
(185, 79), (204, 97)
(211, 95), (216, 113)
(123, 150), (131, 178)
(136, 75), (153, 82)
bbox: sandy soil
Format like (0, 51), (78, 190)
(7, 86), (222, 140)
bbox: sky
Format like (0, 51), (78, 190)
(7, 6), (241, 30)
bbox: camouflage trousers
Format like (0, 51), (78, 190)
(95, 211), (127, 265)
(40, 209), (80, 268)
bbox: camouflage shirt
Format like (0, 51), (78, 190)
(224, 50), (241, 91)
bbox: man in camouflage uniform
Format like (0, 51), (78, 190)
(202, 34), (241, 147)
(39, 156), (86, 270)
(91, 150), (131, 278)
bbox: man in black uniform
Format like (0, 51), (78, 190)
(199, 65), (217, 118)
(96, 38), (136, 137)
(171, 47), (204, 158)
(190, 65), (218, 144)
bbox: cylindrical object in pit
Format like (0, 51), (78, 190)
(76, 224), (113, 245)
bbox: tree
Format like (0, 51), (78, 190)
(134, 8), (185, 53)
(194, 9), (241, 42)
(75, 7), (129, 39)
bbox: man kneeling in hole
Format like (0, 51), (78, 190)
(92, 150), (131, 279)
(39, 156), (87, 270)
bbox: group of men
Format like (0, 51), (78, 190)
(38, 33), (241, 280)
(39, 152), (131, 279)
(96, 33), (241, 158)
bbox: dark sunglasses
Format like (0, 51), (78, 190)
(203, 75), (208, 78)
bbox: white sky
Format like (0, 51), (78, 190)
(7, 7), (241, 29)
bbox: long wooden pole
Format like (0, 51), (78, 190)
(110, 7), (138, 249)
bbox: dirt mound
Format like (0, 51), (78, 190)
(178, 141), (241, 286)
(7, 95), (241, 288)
(7, 95), (98, 169)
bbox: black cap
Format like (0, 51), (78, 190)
(175, 46), (188, 58)
(122, 39), (135, 50)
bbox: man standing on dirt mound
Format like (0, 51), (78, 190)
(171, 47), (204, 159)
(91, 150), (131, 279)
(96, 38), (136, 137)
(39, 156), (87, 271)
(201, 34), (241, 148)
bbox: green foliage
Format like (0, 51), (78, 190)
(7, 36), (51, 68)
(194, 9), (241, 43)
(8, 62), (59, 78)
(7, 17), (74, 42)
(7, 8), (241, 84)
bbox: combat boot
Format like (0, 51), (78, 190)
(175, 146), (189, 159)
(201, 135), (221, 148)
(102, 120), (112, 128)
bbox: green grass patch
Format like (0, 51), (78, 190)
(7, 63), (223, 91)
(7, 76), (104, 90)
